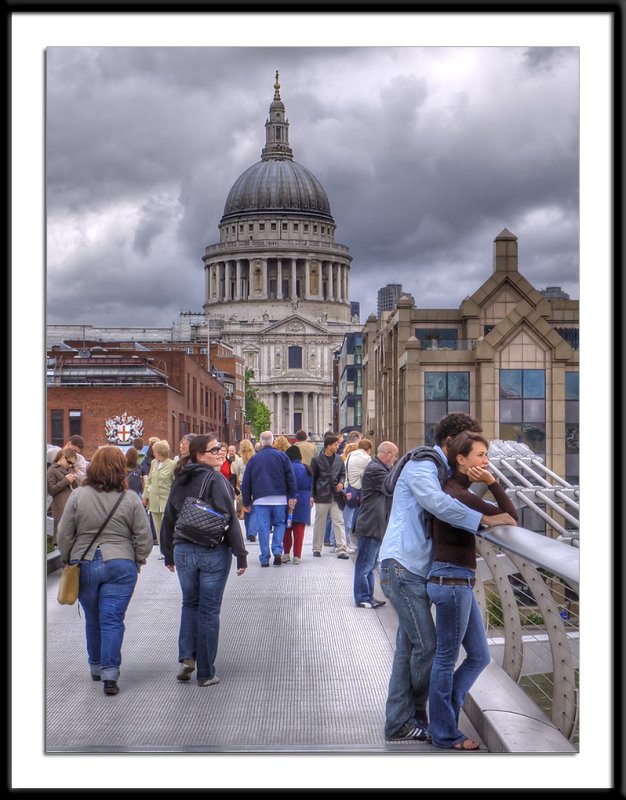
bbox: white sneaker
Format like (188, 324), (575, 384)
(330, 546), (336, 553)
(198, 675), (220, 687)
(292, 557), (301, 564)
(281, 554), (291, 563)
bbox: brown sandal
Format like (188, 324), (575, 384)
(452, 738), (480, 751)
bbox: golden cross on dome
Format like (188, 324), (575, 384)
(274, 70), (281, 100)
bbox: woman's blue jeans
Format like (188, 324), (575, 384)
(379, 558), (436, 737)
(427, 562), (491, 748)
(174, 542), (231, 682)
(353, 536), (381, 604)
(77, 548), (139, 681)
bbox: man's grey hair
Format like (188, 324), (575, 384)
(260, 431), (274, 446)
(377, 441), (398, 456)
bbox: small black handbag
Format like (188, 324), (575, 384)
(175, 471), (229, 548)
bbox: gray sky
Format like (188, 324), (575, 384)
(46, 46), (579, 326)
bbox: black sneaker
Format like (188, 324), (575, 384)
(261, 563), (270, 568)
(337, 552), (350, 560)
(103, 680), (119, 696)
(273, 555), (282, 566)
(371, 598), (387, 608)
(313, 551), (321, 557)
(387, 722), (430, 741)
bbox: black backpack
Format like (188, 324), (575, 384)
(382, 446), (449, 538)
(127, 466), (143, 494)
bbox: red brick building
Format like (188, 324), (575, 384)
(47, 342), (228, 459)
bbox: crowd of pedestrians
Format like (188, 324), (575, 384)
(50, 414), (518, 749)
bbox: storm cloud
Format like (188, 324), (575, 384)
(46, 46), (579, 326)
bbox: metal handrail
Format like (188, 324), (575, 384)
(475, 526), (579, 742)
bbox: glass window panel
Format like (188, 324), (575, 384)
(523, 369), (546, 399)
(565, 372), (580, 400)
(288, 346), (302, 369)
(447, 372), (469, 400)
(446, 400), (470, 414)
(500, 399), (522, 423)
(565, 454), (580, 482)
(521, 506), (546, 534)
(523, 399), (545, 422)
(424, 423), (436, 447)
(425, 400), (447, 423)
(523, 423), (546, 453)
(500, 422), (523, 443)
(500, 369), (522, 398)
(425, 372), (446, 401)
(565, 400), (579, 423)
(565, 424), (579, 453)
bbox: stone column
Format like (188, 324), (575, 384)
(303, 391), (309, 434)
(224, 262), (231, 301)
(235, 260), (242, 300)
(304, 260), (310, 299)
(277, 259), (283, 300)
(291, 258), (297, 300)
(327, 263), (334, 301)
(288, 392), (295, 434)
(311, 392), (320, 433)
(262, 259), (268, 298)
(275, 392), (282, 434)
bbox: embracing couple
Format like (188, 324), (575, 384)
(379, 412), (518, 751)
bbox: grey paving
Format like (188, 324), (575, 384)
(46, 523), (484, 754)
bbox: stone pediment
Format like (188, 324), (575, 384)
(476, 299), (574, 362)
(260, 314), (331, 337)
(461, 272), (544, 318)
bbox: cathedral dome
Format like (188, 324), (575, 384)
(221, 158), (333, 222)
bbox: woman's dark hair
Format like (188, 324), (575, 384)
(189, 433), (218, 463)
(84, 446), (128, 493)
(446, 432), (490, 470)
(434, 412), (483, 446)
(125, 446), (139, 470)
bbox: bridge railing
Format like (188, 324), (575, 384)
(473, 525), (579, 745)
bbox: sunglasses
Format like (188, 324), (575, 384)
(204, 444), (222, 455)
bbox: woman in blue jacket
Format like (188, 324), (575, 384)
(282, 446), (313, 564)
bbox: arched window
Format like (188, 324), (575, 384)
(288, 346), (302, 369)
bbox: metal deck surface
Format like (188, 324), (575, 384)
(46, 521), (484, 754)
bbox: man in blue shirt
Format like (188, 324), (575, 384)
(241, 431), (297, 567)
(379, 413), (516, 741)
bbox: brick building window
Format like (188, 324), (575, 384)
(50, 410), (64, 447)
(565, 371), (579, 482)
(193, 377), (198, 412)
(499, 369), (546, 454)
(68, 409), (82, 437)
(424, 372), (470, 445)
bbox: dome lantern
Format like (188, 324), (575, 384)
(262, 70), (293, 162)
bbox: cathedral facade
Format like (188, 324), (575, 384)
(201, 73), (360, 436)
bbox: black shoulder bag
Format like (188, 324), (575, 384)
(174, 470), (229, 548)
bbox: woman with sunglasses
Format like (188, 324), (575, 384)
(160, 434), (248, 686)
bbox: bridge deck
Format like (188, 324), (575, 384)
(46, 522), (484, 753)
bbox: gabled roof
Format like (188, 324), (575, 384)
(475, 299), (575, 362)
(260, 313), (332, 336)
(460, 269), (546, 318)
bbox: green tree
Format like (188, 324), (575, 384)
(254, 404), (272, 437)
(245, 368), (272, 439)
